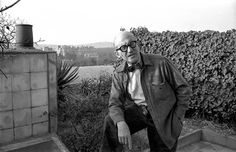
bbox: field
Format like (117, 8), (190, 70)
(70, 65), (113, 84)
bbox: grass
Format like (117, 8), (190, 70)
(70, 65), (113, 84)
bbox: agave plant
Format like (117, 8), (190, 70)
(57, 60), (79, 91)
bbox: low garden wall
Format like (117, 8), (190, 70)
(0, 49), (57, 144)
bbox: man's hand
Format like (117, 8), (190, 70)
(117, 121), (132, 150)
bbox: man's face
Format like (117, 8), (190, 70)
(114, 32), (140, 65)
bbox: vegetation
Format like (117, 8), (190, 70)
(57, 59), (80, 116)
(0, 13), (16, 52)
(0, 0), (21, 13)
(57, 72), (111, 152)
(57, 60), (79, 90)
(131, 27), (236, 126)
(0, 13), (20, 77)
(57, 27), (236, 151)
(58, 45), (116, 66)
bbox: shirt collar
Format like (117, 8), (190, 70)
(115, 52), (153, 73)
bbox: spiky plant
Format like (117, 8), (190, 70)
(57, 60), (79, 90)
(57, 60), (80, 126)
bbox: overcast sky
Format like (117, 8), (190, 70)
(2, 0), (236, 45)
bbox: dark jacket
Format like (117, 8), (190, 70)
(108, 53), (192, 149)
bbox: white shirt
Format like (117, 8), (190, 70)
(128, 69), (147, 106)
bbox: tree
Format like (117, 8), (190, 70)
(0, 0), (21, 13)
(0, 0), (22, 52)
(0, 0), (22, 76)
(0, 13), (19, 77)
(0, 13), (17, 52)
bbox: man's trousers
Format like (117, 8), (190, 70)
(100, 104), (177, 152)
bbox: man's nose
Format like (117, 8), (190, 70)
(127, 46), (133, 53)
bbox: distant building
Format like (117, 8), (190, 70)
(43, 46), (54, 52)
(84, 52), (98, 58)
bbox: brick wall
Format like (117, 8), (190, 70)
(0, 50), (57, 144)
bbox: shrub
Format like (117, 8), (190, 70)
(58, 73), (112, 152)
(57, 60), (79, 107)
(57, 60), (79, 90)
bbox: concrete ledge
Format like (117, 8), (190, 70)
(0, 133), (69, 152)
(0, 49), (56, 54)
(177, 129), (236, 150)
(201, 129), (236, 150)
(177, 129), (202, 149)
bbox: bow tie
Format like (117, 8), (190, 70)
(126, 63), (142, 72)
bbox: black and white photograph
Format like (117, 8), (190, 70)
(0, 0), (236, 152)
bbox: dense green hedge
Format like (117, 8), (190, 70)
(131, 27), (236, 124)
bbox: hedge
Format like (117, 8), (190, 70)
(131, 27), (236, 124)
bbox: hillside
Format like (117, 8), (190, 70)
(84, 42), (113, 48)
(36, 42), (114, 50)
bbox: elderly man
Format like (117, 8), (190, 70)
(100, 31), (191, 152)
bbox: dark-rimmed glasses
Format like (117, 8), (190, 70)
(116, 41), (137, 52)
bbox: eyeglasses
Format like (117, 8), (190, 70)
(116, 41), (137, 52)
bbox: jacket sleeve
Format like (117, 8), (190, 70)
(108, 72), (126, 125)
(163, 57), (192, 121)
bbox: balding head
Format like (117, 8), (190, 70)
(113, 31), (140, 65)
(113, 31), (137, 49)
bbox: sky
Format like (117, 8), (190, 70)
(1, 0), (236, 45)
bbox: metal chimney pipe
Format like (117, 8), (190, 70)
(16, 24), (34, 48)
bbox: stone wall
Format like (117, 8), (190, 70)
(0, 50), (57, 144)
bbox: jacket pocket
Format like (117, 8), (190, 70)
(151, 82), (175, 102)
